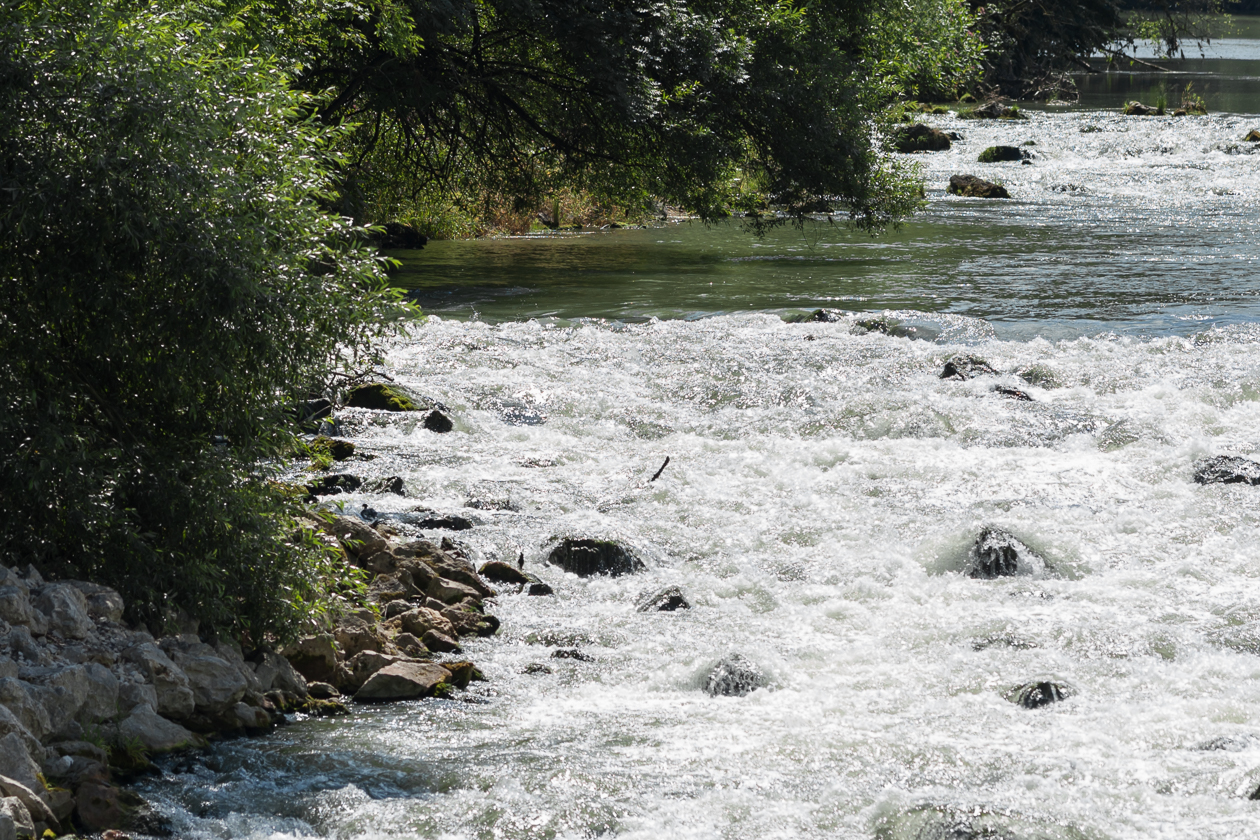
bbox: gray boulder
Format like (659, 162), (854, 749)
(1194, 455), (1260, 486)
(122, 643), (195, 719)
(0, 679), (50, 741)
(0, 706), (39, 759)
(32, 584), (93, 639)
(1004, 680), (1074, 709)
(281, 635), (339, 684)
(251, 651), (308, 697)
(547, 538), (646, 577)
(0, 797), (28, 840)
(355, 662), (452, 703)
(0, 590), (35, 632)
(637, 586), (691, 612)
(0, 735), (42, 794)
(0, 775), (56, 833)
(328, 516), (388, 558)
(704, 654), (764, 697)
(875, 803), (1092, 840)
(167, 648), (248, 713)
(117, 703), (202, 752)
(65, 582), (125, 623)
(77, 663), (120, 723)
(3, 629), (47, 666)
(965, 527), (1047, 579)
(118, 681), (159, 714)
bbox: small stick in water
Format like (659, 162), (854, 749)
(649, 456), (671, 482)
(517, 551), (525, 569)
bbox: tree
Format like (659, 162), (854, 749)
(0, 0), (401, 638)
(230, 0), (933, 230)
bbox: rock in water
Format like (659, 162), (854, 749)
(355, 662), (453, 702)
(479, 560), (530, 585)
(977, 145), (1025, 163)
(1246, 129), (1260, 142)
(637, 586), (691, 612)
(874, 802), (1093, 840)
(1004, 680), (1074, 709)
(940, 355), (997, 380)
(547, 538), (645, 577)
(966, 527), (1046, 579)
(306, 473), (362, 496)
(1122, 100), (1160, 115)
(704, 654), (763, 697)
(947, 174), (1010, 199)
(366, 475), (406, 496)
(893, 124), (952, 153)
(423, 409), (454, 433)
(1193, 455), (1260, 486)
(346, 383), (423, 411)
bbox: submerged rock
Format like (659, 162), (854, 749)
(874, 802), (1092, 840)
(1193, 455), (1260, 486)
(940, 355), (997, 380)
(851, 315), (936, 340)
(546, 538), (646, 577)
(966, 527), (1047, 579)
(551, 648), (594, 662)
(1004, 680), (1074, 709)
(527, 581), (555, 596)
(306, 473), (362, 496)
(704, 654), (763, 697)
(947, 174), (1010, 199)
(959, 101), (1028, 120)
(784, 308), (843, 323)
(310, 436), (355, 461)
(636, 586), (691, 612)
(993, 385), (1034, 401)
(893, 124), (952, 153)
(977, 145), (1025, 163)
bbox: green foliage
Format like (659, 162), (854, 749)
(1127, 0), (1236, 58)
(0, 0), (397, 640)
(868, 0), (985, 101)
(973, 0), (1126, 95)
(224, 0), (930, 231)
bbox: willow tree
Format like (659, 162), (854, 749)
(0, 0), (401, 637)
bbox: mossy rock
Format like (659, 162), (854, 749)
(958, 102), (1027, 120)
(1122, 100), (1161, 116)
(346, 383), (423, 412)
(978, 145), (1024, 163)
(947, 174), (1010, 199)
(310, 436), (355, 461)
(892, 123), (951, 153)
(1245, 129), (1260, 142)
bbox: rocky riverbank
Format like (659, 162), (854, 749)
(0, 512), (510, 839)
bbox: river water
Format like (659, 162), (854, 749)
(136, 46), (1260, 840)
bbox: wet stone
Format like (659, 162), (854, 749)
(1193, 455), (1260, 486)
(306, 474), (362, 496)
(527, 582), (555, 596)
(366, 475), (406, 496)
(704, 654), (763, 697)
(551, 648), (594, 662)
(993, 385), (1034, 401)
(479, 561), (530, 585)
(423, 410), (454, 433)
(947, 174), (1010, 199)
(547, 538), (645, 577)
(1004, 680), (1074, 709)
(636, 586), (691, 612)
(966, 527), (1047, 579)
(416, 514), (473, 531)
(940, 355), (998, 380)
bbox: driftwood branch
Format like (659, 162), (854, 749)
(649, 456), (670, 482)
(1101, 47), (1171, 73)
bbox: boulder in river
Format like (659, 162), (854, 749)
(415, 514), (473, 530)
(310, 436), (354, 461)
(893, 124), (952, 153)
(958, 101), (1027, 120)
(1193, 455), (1260, 486)
(637, 586), (691, 612)
(1246, 129), (1260, 142)
(873, 802), (1092, 840)
(993, 385), (1034, 401)
(704, 654), (764, 697)
(1003, 680), (1074, 709)
(948, 174), (1010, 199)
(940, 355), (997, 380)
(306, 473), (361, 496)
(479, 560), (530, 585)
(423, 409), (454, 433)
(784, 308), (843, 323)
(966, 527), (1047, 579)
(1122, 100), (1161, 116)
(355, 662), (452, 703)
(977, 145), (1026, 163)
(547, 538), (646, 577)
(366, 475), (406, 496)
(346, 383), (423, 412)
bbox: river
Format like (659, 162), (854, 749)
(135, 37), (1260, 840)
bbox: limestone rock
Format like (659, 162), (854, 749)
(0, 590), (35, 632)
(637, 586), (691, 612)
(342, 651), (401, 693)
(966, 527), (1047, 579)
(0, 797), (29, 840)
(1193, 455), (1260, 486)
(329, 516), (388, 558)
(169, 651), (248, 713)
(892, 123), (951, 153)
(122, 643), (195, 719)
(281, 635), (339, 684)
(32, 584), (94, 639)
(427, 576), (483, 605)
(334, 623), (383, 659)
(73, 781), (141, 833)
(0, 774), (56, 831)
(398, 608), (456, 640)
(117, 681), (159, 714)
(355, 662), (452, 703)
(0, 679), (51, 741)
(421, 630), (461, 653)
(0, 705), (39, 758)
(947, 174), (1010, 199)
(0, 734), (42, 793)
(478, 561), (529, 585)
(546, 538), (646, 577)
(251, 651), (308, 697)
(78, 663), (120, 723)
(704, 654), (764, 697)
(3, 629), (47, 665)
(65, 582), (125, 623)
(117, 703), (201, 752)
